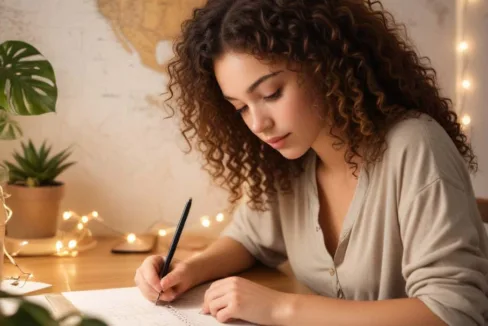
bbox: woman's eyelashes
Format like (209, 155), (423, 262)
(236, 105), (248, 115)
(264, 87), (282, 101)
(236, 88), (283, 115)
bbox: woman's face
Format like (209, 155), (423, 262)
(214, 51), (325, 160)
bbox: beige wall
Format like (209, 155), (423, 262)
(0, 0), (230, 236)
(1, 0), (484, 236)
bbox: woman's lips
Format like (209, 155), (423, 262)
(266, 133), (291, 149)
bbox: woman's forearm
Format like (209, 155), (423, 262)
(275, 294), (446, 326)
(185, 236), (256, 287)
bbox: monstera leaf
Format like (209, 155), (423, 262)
(0, 40), (57, 140)
(0, 111), (22, 140)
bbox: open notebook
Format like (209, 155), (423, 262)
(40, 284), (256, 326)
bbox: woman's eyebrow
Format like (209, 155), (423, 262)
(223, 70), (283, 101)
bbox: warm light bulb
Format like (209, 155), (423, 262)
(77, 223), (84, 230)
(458, 41), (468, 52)
(63, 211), (72, 220)
(158, 229), (167, 237)
(201, 216), (211, 228)
(68, 240), (77, 249)
(20, 241), (29, 246)
(462, 80), (471, 89)
(216, 213), (224, 222)
(81, 216), (89, 224)
(127, 233), (137, 243)
(92, 211), (99, 218)
(56, 241), (63, 251)
(461, 114), (471, 126)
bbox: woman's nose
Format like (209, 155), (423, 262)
(248, 106), (273, 134)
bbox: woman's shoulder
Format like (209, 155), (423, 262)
(384, 112), (460, 157)
(380, 113), (469, 189)
(386, 113), (452, 148)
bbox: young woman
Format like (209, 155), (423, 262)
(134, 0), (488, 325)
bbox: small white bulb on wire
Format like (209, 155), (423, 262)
(216, 213), (225, 222)
(201, 216), (211, 228)
(68, 240), (77, 249)
(158, 229), (167, 236)
(127, 233), (137, 243)
(458, 41), (469, 52)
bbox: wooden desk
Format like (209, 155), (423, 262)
(3, 236), (312, 296)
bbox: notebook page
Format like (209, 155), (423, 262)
(62, 285), (256, 326)
(62, 287), (185, 326)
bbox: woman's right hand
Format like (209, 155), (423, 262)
(134, 255), (196, 303)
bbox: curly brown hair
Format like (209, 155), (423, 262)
(165, 0), (476, 210)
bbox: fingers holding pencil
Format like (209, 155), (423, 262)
(135, 255), (194, 303)
(135, 198), (194, 304)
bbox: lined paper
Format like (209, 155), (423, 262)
(61, 285), (255, 326)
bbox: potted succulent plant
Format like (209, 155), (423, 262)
(3, 139), (75, 239)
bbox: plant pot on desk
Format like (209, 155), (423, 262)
(5, 183), (64, 239)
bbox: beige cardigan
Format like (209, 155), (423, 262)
(222, 114), (488, 325)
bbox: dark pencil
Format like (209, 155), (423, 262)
(155, 197), (192, 304)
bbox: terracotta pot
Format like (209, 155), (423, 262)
(5, 184), (65, 239)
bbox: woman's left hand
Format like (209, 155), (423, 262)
(201, 276), (290, 325)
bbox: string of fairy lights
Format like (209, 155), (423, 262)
(53, 210), (225, 256)
(457, 0), (478, 132)
(5, 209), (226, 258)
(1, 185), (34, 286)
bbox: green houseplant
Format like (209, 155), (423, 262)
(3, 139), (75, 239)
(0, 40), (57, 139)
(1, 38), (59, 237)
(0, 290), (107, 325)
(0, 40), (62, 240)
(4, 140), (75, 187)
